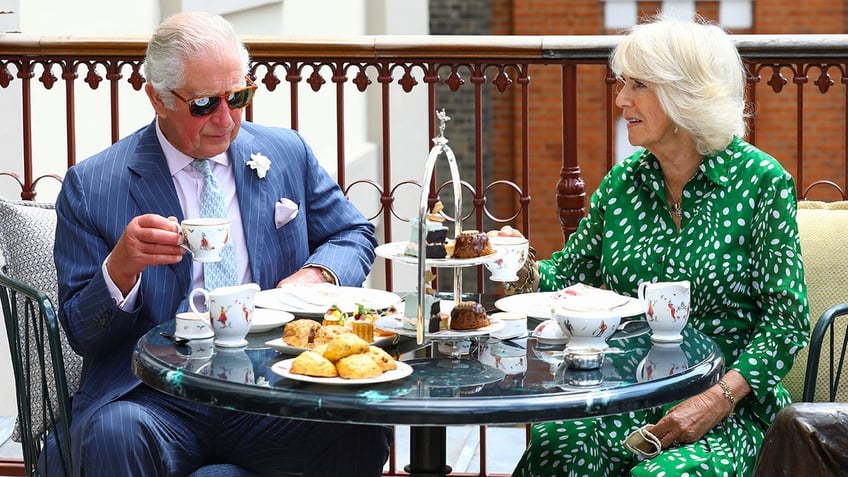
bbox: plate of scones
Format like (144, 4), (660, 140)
(272, 333), (413, 385)
(265, 313), (397, 355)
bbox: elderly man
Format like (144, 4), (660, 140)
(52, 11), (389, 476)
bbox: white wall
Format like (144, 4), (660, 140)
(0, 0), (429, 423)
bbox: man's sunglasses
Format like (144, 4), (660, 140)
(170, 76), (257, 117)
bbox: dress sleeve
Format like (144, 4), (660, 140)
(730, 171), (810, 401)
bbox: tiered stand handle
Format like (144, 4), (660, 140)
(414, 110), (463, 345)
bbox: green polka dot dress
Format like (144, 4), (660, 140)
(514, 137), (810, 477)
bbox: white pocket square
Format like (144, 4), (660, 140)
(275, 198), (299, 228)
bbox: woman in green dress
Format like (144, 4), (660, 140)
(508, 14), (809, 477)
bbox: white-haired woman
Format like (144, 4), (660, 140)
(510, 15), (809, 476)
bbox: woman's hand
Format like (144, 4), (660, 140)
(649, 370), (750, 448)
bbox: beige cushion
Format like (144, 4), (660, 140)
(0, 198), (82, 442)
(785, 200), (848, 402)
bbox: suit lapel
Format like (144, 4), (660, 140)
(127, 122), (191, 285)
(230, 129), (272, 286)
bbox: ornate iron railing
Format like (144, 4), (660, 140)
(2, 34), (848, 476)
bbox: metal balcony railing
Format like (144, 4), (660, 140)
(2, 33), (848, 476)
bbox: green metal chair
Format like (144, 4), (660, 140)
(0, 271), (73, 476)
(802, 302), (848, 402)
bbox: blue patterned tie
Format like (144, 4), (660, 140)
(191, 159), (238, 290)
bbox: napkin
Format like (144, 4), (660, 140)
(278, 282), (339, 308)
(550, 284), (635, 312)
(275, 198), (299, 228)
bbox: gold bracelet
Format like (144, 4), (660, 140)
(718, 379), (736, 417)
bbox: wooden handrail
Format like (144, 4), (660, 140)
(3, 33), (848, 60)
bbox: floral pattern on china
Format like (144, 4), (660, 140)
(549, 284), (639, 314)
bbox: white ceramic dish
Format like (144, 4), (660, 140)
(174, 312), (214, 340)
(249, 308), (294, 333)
(374, 314), (504, 340)
(530, 319), (569, 345)
(264, 333), (397, 355)
(553, 308), (621, 351)
(494, 287), (643, 320)
(271, 358), (413, 385)
(489, 312), (527, 340)
(375, 241), (504, 268)
(255, 284), (401, 317)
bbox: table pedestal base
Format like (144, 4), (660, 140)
(404, 426), (452, 477)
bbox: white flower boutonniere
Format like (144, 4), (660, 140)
(247, 152), (271, 179)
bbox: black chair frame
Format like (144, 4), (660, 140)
(802, 302), (848, 402)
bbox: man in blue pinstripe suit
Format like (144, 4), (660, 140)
(52, 11), (390, 476)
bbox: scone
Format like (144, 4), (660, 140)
(367, 346), (398, 372)
(322, 333), (370, 362)
(313, 324), (351, 346)
(289, 350), (338, 377)
(336, 353), (383, 379)
(311, 343), (328, 356)
(283, 319), (321, 348)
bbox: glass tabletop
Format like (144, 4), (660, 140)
(132, 320), (724, 426)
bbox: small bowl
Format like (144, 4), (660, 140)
(490, 312), (528, 340)
(552, 308), (621, 350)
(564, 347), (606, 370)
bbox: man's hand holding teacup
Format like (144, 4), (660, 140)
(108, 214), (185, 294)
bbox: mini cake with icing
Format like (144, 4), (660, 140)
(452, 230), (494, 259)
(402, 294), (445, 331)
(323, 305), (348, 326)
(404, 218), (449, 258)
(349, 304), (379, 342)
(403, 201), (450, 258)
(449, 301), (490, 330)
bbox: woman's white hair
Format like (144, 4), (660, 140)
(610, 14), (749, 155)
(144, 11), (250, 110)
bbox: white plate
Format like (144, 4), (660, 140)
(264, 332), (397, 355)
(255, 284), (402, 317)
(495, 289), (643, 320)
(374, 314), (504, 340)
(271, 358), (413, 385)
(249, 308), (294, 333)
(375, 241), (504, 268)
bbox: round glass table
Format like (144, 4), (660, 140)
(133, 320), (723, 476)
